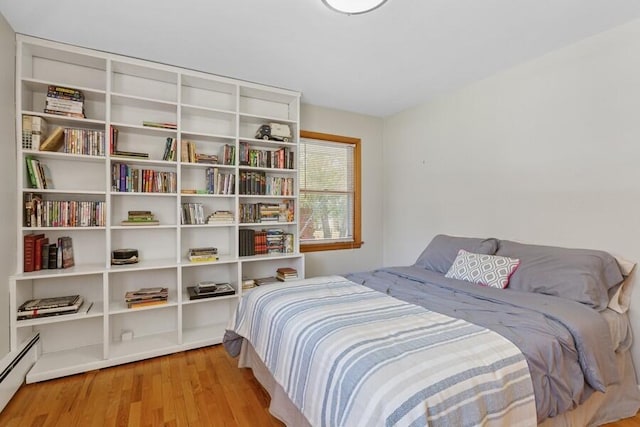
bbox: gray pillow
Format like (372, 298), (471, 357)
(414, 234), (499, 274)
(496, 240), (623, 310)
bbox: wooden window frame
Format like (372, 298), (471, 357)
(299, 130), (362, 253)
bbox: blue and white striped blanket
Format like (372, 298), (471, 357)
(227, 276), (536, 426)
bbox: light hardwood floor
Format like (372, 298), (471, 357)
(0, 344), (638, 426)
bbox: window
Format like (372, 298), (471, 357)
(299, 130), (362, 252)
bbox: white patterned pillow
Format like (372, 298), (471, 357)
(445, 249), (520, 289)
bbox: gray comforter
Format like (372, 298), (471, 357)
(344, 266), (620, 423)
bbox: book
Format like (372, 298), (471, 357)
(41, 242), (50, 270)
(18, 296), (84, 317)
(195, 280), (218, 292)
(121, 220), (160, 226)
(127, 299), (168, 309)
(254, 276), (279, 286)
(112, 150), (149, 158)
(47, 244), (58, 269)
(187, 284), (235, 300)
(17, 300), (92, 320)
(18, 294), (81, 311)
(142, 121), (177, 130)
(188, 255), (219, 262)
(58, 236), (75, 268)
(47, 85), (85, 100)
(39, 126), (65, 152)
(34, 236), (48, 271)
(188, 247), (218, 255)
(23, 233), (45, 273)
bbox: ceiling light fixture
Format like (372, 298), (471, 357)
(322, 0), (389, 15)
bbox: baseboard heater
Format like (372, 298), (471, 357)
(0, 333), (39, 412)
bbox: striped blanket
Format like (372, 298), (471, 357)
(227, 276), (536, 426)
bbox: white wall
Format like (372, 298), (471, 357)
(383, 18), (640, 377)
(300, 104), (384, 277)
(0, 13), (16, 356)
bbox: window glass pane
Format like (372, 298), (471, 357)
(300, 141), (353, 192)
(300, 192), (353, 243)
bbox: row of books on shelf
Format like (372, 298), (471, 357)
(239, 143), (295, 169)
(24, 193), (106, 228)
(111, 163), (177, 193)
(239, 172), (294, 196)
(239, 201), (294, 224)
(179, 206), (238, 225)
(22, 120), (293, 164)
(181, 140), (218, 164)
(17, 294), (92, 320)
(239, 229), (294, 256)
(45, 86), (85, 119)
(25, 156), (53, 189)
(23, 234), (74, 273)
(52, 127), (105, 156)
(205, 167), (235, 195)
(23, 114), (105, 155)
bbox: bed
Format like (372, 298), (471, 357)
(224, 235), (640, 426)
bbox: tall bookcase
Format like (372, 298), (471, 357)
(10, 35), (304, 383)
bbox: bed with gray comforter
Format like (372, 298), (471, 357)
(226, 234), (640, 425)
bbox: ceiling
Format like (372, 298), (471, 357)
(1, 0), (640, 117)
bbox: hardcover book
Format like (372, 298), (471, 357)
(39, 126), (65, 152)
(19, 294), (81, 311)
(187, 284), (235, 300)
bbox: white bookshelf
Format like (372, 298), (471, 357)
(11, 35), (304, 383)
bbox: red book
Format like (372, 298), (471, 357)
(23, 233), (45, 273)
(34, 236), (49, 271)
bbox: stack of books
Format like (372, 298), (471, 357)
(276, 267), (298, 282)
(188, 247), (218, 262)
(121, 210), (159, 226)
(45, 86), (85, 118)
(207, 210), (234, 224)
(242, 278), (257, 292)
(258, 203), (280, 223)
(266, 229), (285, 253)
(196, 153), (218, 164)
(125, 287), (168, 309)
(17, 294), (91, 320)
(187, 281), (235, 300)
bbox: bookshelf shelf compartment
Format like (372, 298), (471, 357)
(26, 343), (105, 383)
(108, 331), (178, 361)
(12, 35), (304, 383)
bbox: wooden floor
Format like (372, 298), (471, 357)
(0, 344), (638, 426)
(0, 344), (284, 427)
